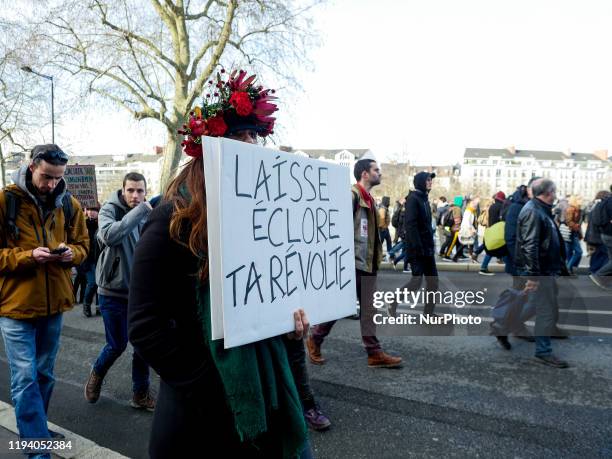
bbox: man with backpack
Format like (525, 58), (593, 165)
(84, 172), (156, 410)
(0, 144), (89, 449)
(308, 159), (402, 368)
(589, 190), (612, 290)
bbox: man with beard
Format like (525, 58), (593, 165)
(0, 144), (89, 453)
(308, 159), (403, 368)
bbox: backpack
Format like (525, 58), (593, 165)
(391, 204), (401, 229)
(590, 197), (612, 236)
(477, 208), (489, 227)
(442, 207), (455, 228)
(3, 190), (74, 241)
(436, 206), (449, 226)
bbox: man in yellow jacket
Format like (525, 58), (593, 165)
(0, 144), (88, 449)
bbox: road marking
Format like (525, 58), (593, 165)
(395, 303), (612, 315)
(389, 308), (612, 335)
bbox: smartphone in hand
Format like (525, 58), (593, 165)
(50, 247), (69, 255)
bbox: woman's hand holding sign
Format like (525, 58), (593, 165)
(287, 308), (309, 340)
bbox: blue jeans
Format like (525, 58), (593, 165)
(565, 234), (583, 270)
(94, 295), (150, 393)
(0, 313), (63, 455)
(389, 241), (406, 265)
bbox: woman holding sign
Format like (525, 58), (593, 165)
(128, 69), (318, 458)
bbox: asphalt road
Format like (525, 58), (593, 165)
(0, 270), (610, 458)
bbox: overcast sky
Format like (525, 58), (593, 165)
(54, 0), (612, 164)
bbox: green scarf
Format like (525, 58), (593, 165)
(196, 283), (307, 458)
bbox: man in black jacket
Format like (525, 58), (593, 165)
(516, 178), (569, 368)
(389, 172), (439, 317)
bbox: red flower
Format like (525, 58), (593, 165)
(207, 115), (228, 137)
(183, 139), (203, 158)
(229, 91), (253, 116)
(189, 117), (206, 136)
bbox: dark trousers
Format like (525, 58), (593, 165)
(398, 255), (439, 315)
(93, 295), (150, 393)
(531, 276), (559, 357)
(589, 244), (609, 274)
(312, 270), (382, 356)
(283, 336), (315, 411)
(440, 231), (453, 256)
(596, 234), (612, 277)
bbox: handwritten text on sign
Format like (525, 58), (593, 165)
(205, 138), (356, 348)
(64, 165), (98, 209)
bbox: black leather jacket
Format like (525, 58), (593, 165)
(515, 198), (566, 277)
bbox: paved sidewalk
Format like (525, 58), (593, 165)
(0, 401), (127, 458)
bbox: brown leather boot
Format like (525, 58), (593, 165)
(84, 369), (103, 403)
(131, 388), (156, 412)
(306, 335), (326, 365)
(367, 351), (403, 368)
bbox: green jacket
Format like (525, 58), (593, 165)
(352, 185), (382, 273)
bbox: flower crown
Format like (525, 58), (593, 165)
(179, 69), (278, 158)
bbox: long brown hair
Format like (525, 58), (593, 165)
(165, 156), (209, 280)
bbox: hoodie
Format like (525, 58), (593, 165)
(96, 190), (152, 298)
(0, 165), (89, 319)
(402, 172), (435, 259)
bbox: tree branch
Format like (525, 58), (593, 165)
(93, 0), (180, 72)
(186, 0), (236, 110)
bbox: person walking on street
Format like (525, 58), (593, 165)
(435, 197), (450, 254)
(473, 191), (506, 275)
(585, 191), (611, 275)
(378, 196), (393, 257)
(589, 191), (612, 290)
(84, 172), (155, 411)
(516, 178), (569, 368)
(388, 172), (439, 318)
(0, 144), (89, 454)
(444, 196), (465, 261)
(308, 159), (403, 369)
(563, 196), (583, 275)
(80, 206), (101, 317)
(457, 197), (479, 261)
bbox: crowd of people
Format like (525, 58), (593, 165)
(0, 67), (610, 458)
(378, 184), (612, 284)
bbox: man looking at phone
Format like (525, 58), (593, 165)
(85, 172), (155, 410)
(0, 144), (89, 450)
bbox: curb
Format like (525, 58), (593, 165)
(379, 260), (590, 275)
(0, 400), (128, 459)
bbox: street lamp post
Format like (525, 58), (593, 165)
(20, 66), (54, 144)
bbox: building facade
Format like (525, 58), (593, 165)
(462, 147), (611, 198)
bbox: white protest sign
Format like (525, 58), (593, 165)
(203, 137), (357, 348)
(64, 165), (98, 208)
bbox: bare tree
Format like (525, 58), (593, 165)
(21, 0), (320, 190)
(0, 21), (51, 186)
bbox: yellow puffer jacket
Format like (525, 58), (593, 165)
(0, 177), (89, 319)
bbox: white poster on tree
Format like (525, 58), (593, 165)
(203, 136), (357, 348)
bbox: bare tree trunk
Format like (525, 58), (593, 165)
(159, 127), (183, 193)
(0, 143), (6, 189)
